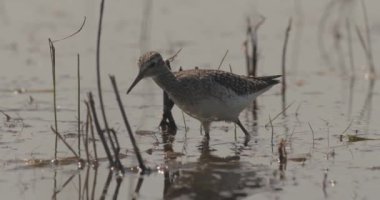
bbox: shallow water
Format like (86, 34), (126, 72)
(1, 0), (380, 199)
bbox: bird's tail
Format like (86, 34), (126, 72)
(254, 75), (281, 80)
(251, 75), (281, 85)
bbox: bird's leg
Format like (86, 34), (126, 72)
(201, 121), (211, 140)
(159, 91), (176, 131)
(235, 119), (251, 139)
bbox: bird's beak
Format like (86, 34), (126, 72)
(127, 72), (144, 94)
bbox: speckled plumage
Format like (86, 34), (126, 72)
(174, 69), (280, 96)
(128, 51), (280, 140)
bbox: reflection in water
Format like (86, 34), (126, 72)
(132, 176), (145, 200)
(162, 124), (177, 153)
(52, 172), (77, 199)
(91, 167), (98, 200)
(162, 137), (272, 199)
(78, 173), (82, 200)
(99, 170), (113, 200)
(112, 177), (122, 200)
(322, 169), (328, 198)
(53, 171), (57, 200)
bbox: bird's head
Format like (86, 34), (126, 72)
(127, 51), (166, 94)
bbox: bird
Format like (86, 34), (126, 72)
(127, 51), (280, 140)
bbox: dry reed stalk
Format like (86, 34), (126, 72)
(264, 101), (295, 128)
(269, 114), (274, 153)
(48, 16), (86, 161)
(281, 18), (292, 98)
(278, 139), (287, 168)
(77, 53), (81, 158)
(48, 39), (58, 160)
(109, 75), (147, 172)
(88, 92), (114, 166)
(246, 16), (265, 76)
(50, 127), (79, 159)
(52, 17), (86, 43)
(83, 103), (90, 162)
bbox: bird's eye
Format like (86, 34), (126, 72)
(148, 62), (155, 68)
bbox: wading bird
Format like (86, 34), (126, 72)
(127, 51), (280, 140)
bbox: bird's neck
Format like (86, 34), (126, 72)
(152, 66), (179, 94)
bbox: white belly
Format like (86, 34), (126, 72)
(176, 94), (256, 122)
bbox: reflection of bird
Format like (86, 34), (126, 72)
(163, 140), (265, 199)
(127, 51), (280, 139)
